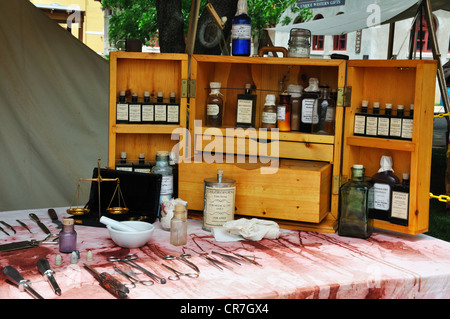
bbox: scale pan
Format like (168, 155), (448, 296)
(106, 207), (129, 215)
(67, 208), (90, 215)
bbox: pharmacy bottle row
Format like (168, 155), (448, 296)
(116, 91), (180, 125)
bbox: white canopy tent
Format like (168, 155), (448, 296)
(0, 0), (109, 211)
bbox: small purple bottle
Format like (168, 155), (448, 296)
(59, 218), (77, 253)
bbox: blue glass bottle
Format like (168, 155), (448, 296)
(232, 0), (251, 56)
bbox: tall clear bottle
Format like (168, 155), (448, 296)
(313, 85), (335, 134)
(206, 82), (223, 127)
(261, 94), (277, 129)
(152, 151), (173, 215)
(338, 164), (373, 239)
(231, 0), (251, 56)
(287, 84), (302, 131)
(59, 218), (77, 253)
(170, 204), (187, 246)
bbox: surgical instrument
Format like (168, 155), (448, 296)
(107, 254), (167, 284)
(113, 265), (154, 288)
(161, 263), (199, 281)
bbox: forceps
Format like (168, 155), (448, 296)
(107, 254), (167, 284)
(161, 263), (199, 281)
(151, 245), (200, 273)
(113, 265), (154, 288)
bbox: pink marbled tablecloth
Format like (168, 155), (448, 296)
(0, 207), (449, 299)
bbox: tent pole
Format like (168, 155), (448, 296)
(387, 22), (395, 59)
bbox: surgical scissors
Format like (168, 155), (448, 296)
(113, 265), (154, 288)
(107, 254), (167, 284)
(151, 244), (200, 273)
(161, 263), (199, 281)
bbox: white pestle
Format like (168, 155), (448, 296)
(99, 216), (139, 232)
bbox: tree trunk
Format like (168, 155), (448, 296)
(155, 0), (185, 53)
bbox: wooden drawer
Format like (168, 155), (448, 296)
(179, 159), (331, 223)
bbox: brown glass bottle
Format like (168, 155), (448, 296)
(277, 93), (291, 131)
(206, 82), (223, 127)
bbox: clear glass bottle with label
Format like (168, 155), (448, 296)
(206, 82), (223, 127)
(390, 173), (410, 226)
(370, 155), (400, 221)
(401, 104), (414, 140)
(353, 100), (368, 136)
(313, 85), (335, 134)
(261, 94), (277, 129)
(231, 0), (251, 56)
(116, 90), (129, 124)
(236, 83), (257, 128)
(389, 105), (404, 139)
(152, 151), (173, 215)
(128, 92), (142, 124)
(167, 92), (180, 124)
(277, 92), (291, 131)
(338, 164), (373, 239)
(377, 103), (392, 138)
(142, 91), (154, 124)
(154, 92), (167, 124)
(287, 84), (302, 131)
(203, 169), (236, 231)
(299, 78), (320, 133)
(365, 101), (379, 137)
(170, 204), (188, 246)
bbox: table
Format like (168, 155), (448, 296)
(0, 207), (449, 300)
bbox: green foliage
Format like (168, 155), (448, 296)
(102, 0), (312, 45)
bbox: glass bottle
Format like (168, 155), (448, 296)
(377, 103), (392, 138)
(338, 164), (373, 239)
(59, 218), (77, 253)
(142, 91), (154, 124)
(401, 104), (414, 140)
(154, 92), (167, 124)
(152, 151), (174, 215)
(390, 173), (410, 226)
(287, 84), (302, 131)
(365, 101), (379, 137)
(277, 92), (291, 131)
(206, 82), (223, 127)
(116, 151), (133, 171)
(389, 105), (404, 139)
(313, 85), (335, 134)
(353, 100), (369, 136)
(370, 155), (400, 221)
(231, 0), (251, 56)
(128, 92), (142, 123)
(116, 90), (128, 124)
(167, 92), (180, 124)
(170, 204), (188, 246)
(261, 94), (277, 129)
(236, 83), (257, 128)
(133, 153), (152, 173)
(299, 78), (320, 133)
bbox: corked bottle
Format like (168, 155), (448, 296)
(59, 218), (77, 253)
(170, 204), (187, 246)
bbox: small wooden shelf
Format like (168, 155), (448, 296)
(113, 124), (183, 135)
(346, 136), (415, 152)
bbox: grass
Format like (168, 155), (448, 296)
(426, 147), (450, 242)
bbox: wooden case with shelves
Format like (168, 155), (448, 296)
(108, 52), (437, 235)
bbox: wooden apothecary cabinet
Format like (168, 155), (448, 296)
(108, 51), (437, 235)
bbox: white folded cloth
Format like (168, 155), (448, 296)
(213, 218), (280, 241)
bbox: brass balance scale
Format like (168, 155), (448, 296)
(67, 159), (129, 219)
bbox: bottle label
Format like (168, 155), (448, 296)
(204, 186), (235, 229)
(155, 104), (167, 121)
(116, 103), (128, 121)
(236, 99), (253, 124)
(401, 118), (413, 139)
(262, 111), (277, 124)
(365, 116), (378, 136)
(142, 104), (154, 122)
(353, 114), (366, 134)
(161, 175), (173, 195)
(129, 104), (141, 122)
(390, 118), (402, 137)
(277, 106), (286, 121)
(325, 106), (335, 121)
(232, 24), (251, 40)
(301, 99), (318, 124)
(391, 190), (409, 220)
(167, 104), (179, 123)
(373, 183), (391, 211)
(207, 104), (219, 116)
(378, 117), (390, 136)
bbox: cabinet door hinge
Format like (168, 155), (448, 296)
(337, 87), (351, 107)
(182, 79), (196, 98)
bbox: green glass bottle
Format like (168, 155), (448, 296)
(338, 164), (374, 239)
